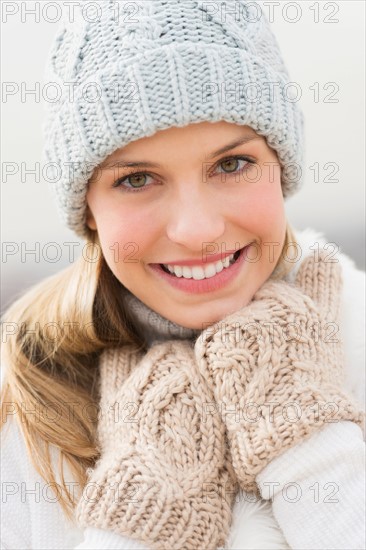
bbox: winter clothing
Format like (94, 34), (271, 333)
(75, 247), (364, 549)
(75, 340), (237, 550)
(42, 0), (305, 238)
(1, 228), (365, 550)
(195, 250), (365, 495)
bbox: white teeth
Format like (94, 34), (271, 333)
(164, 252), (238, 280)
(182, 266), (192, 279)
(214, 260), (224, 274)
(173, 265), (182, 277)
(191, 266), (205, 280)
(202, 263), (217, 279)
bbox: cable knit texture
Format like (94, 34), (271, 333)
(75, 340), (238, 550)
(42, 0), (305, 238)
(194, 250), (365, 495)
(1, 230), (366, 550)
(74, 248), (365, 548)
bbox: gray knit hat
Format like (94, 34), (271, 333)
(42, 0), (305, 239)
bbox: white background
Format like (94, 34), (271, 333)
(1, 0), (365, 314)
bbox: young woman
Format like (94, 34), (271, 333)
(1, 1), (365, 549)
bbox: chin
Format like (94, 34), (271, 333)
(176, 312), (223, 331)
(164, 293), (255, 330)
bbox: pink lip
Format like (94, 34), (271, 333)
(148, 245), (252, 294)
(158, 248), (240, 267)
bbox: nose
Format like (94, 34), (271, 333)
(165, 186), (226, 251)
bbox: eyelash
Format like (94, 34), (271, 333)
(111, 155), (256, 193)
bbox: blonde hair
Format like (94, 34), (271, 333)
(271, 222), (299, 280)
(1, 222), (298, 522)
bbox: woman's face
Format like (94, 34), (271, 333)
(86, 121), (287, 329)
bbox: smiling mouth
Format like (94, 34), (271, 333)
(159, 247), (243, 279)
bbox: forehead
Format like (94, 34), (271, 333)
(101, 122), (261, 166)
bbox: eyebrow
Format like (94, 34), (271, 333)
(101, 134), (260, 170)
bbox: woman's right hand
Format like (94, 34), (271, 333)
(75, 340), (238, 550)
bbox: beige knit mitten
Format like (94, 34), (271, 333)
(75, 340), (238, 550)
(194, 251), (365, 495)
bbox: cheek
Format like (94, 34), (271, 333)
(95, 205), (157, 275)
(88, 188), (144, 241)
(88, 194), (151, 276)
(231, 177), (285, 237)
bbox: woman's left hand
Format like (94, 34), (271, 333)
(193, 250), (365, 495)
